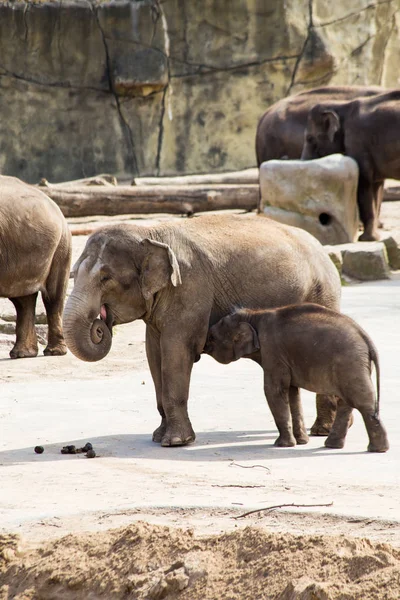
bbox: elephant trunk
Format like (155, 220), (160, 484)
(63, 291), (112, 362)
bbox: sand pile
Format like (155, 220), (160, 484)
(1, 522), (400, 599)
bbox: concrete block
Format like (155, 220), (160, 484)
(259, 154), (359, 245)
(327, 241), (391, 281)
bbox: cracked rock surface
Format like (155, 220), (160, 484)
(0, 0), (399, 182)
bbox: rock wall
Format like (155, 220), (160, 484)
(0, 0), (399, 183)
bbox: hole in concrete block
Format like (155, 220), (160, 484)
(319, 212), (332, 226)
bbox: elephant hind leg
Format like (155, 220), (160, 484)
(42, 237), (71, 356)
(362, 412), (389, 453)
(325, 399), (353, 449)
(346, 378), (389, 453)
(9, 294), (39, 358)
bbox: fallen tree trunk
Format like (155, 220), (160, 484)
(41, 184), (260, 218)
(133, 168), (259, 186)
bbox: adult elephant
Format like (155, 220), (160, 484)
(0, 175), (71, 358)
(301, 90), (400, 241)
(255, 85), (383, 166)
(63, 214), (341, 446)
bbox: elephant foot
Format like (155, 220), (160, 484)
(358, 231), (380, 242)
(310, 421), (332, 436)
(152, 422), (166, 444)
(44, 342), (68, 356)
(367, 441), (389, 453)
(153, 419), (196, 447)
(274, 435), (296, 447)
(161, 427), (196, 447)
(295, 432), (309, 445)
(324, 434), (345, 449)
(10, 345), (38, 359)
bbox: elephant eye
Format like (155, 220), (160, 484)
(306, 134), (314, 144)
(100, 272), (112, 283)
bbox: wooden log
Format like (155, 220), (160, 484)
(133, 168), (259, 186)
(41, 184), (260, 218)
(38, 174), (117, 188)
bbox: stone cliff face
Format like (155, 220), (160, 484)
(0, 0), (399, 182)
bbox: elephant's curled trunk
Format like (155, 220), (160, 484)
(63, 293), (112, 362)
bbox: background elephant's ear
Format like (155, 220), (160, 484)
(321, 110), (340, 142)
(140, 239), (182, 300)
(233, 322), (260, 360)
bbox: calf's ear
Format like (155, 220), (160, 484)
(321, 110), (340, 142)
(233, 322), (260, 359)
(140, 239), (182, 300)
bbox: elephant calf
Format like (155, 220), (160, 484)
(0, 175), (72, 358)
(204, 304), (389, 453)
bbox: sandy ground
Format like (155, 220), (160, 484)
(1, 203), (400, 599)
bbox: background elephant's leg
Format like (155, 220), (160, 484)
(325, 399), (353, 449)
(264, 376), (296, 447)
(374, 181), (384, 228)
(159, 334), (197, 447)
(10, 294), (39, 358)
(357, 176), (380, 241)
(146, 325), (165, 443)
(42, 245), (71, 356)
(289, 386), (309, 445)
(42, 292), (67, 356)
(310, 394), (337, 436)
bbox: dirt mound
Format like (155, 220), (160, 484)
(1, 522), (400, 599)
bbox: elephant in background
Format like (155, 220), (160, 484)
(255, 85), (384, 166)
(0, 175), (72, 358)
(63, 214), (341, 447)
(301, 90), (400, 241)
(203, 305), (389, 453)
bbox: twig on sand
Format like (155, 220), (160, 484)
(234, 501), (334, 520)
(212, 484), (265, 489)
(229, 461), (270, 472)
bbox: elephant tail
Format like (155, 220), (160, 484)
(366, 335), (380, 417)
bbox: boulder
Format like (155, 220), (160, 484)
(382, 234), (400, 270)
(325, 242), (391, 281)
(259, 154), (360, 245)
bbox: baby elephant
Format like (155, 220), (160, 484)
(203, 304), (389, 453)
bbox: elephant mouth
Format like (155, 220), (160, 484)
(100, 304), (114, 332)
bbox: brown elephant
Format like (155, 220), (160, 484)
(301, 90), (400, 241)
(63, 214), (341, 446)
(203, 304), (389, 453)
(255, 85), (383, 166)
(0, 175), (72, 358)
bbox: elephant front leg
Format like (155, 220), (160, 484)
(9, 294), (39, 358)
(264, 377), (296, 447)
(146, 325), (167, 443)
(148, 326), (197, 447)
(357, 177), (381, 241)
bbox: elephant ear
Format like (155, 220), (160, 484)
(140, 238), (182, 300)
(233, 322), (260, 360)
(321, 110), (340, 142)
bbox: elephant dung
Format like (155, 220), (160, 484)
(258, 154), (360, 246)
